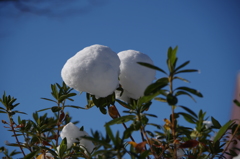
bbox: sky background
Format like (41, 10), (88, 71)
(0, 0), (240, 158)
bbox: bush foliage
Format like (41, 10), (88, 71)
(1, 46), (240, 159)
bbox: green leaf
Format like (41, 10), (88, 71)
(174, 60), (190, 73)
(13, 110), (27, 115)
(173, 76), (190, 83)
(37, 107), (52, 112)
(137, 62), (167, 75)
(51, 84), (59, 100)
(64, 105), (86, 109)
(178, 106), (197, 118)
(139, 90), (162, 104)
(175, 86), (203, 97)
(211, 116), (222, 129)
(23, 149), (40, 159)
(168, 46), (178, 65)
(167, 94), (178, 105)
(154, 97), (166, 102)
(178, 112), (197, 124)
(144, 77), (168, 96)
(99, 107), (107, 114)
(39, 146), (58, 157)
(59, 138), (68, 158)
(175, 91), (196, 102)
(140, 150), (151, 158)
(147, 123), (161, 129)
(105, 115), (135, 126)
(9, 149), (21, 156)
(175, 69), (198, 74)
(213, 120), (232, 143)
(58, 93), (77, 103)
(144, 113), (157, 118)
(5, 143), (22, 147)
(167, 46), (178, 72)
(0, 110), (6, 113)
(92, 93), (114, 109)
(51, 106), (61, 112)
(41, 97), (57, 103)
(81, 136), (111, 148)
(123, 126), (135, 139)
(116, 99), (132, 109)
(234, 99), (240, 107)
(105, 125), (115, 145)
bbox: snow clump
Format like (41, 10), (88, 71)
(61, 44), (120, 98)
(40, 153), (54, 159)
(116, 50), (156, 102)
(203, 121), (213, 129)
(60, 122), (95, 153)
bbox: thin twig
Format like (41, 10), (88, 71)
(113, 105), (135, 142)
(221, 120), (239, 156)
(10, 121), (26, 156)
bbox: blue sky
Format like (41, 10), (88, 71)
(0, 0), (240, 157)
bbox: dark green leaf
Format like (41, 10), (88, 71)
(41, 97), (57, 103)
(105, 115), (135, 126)
(167, 94), (178, 105)
(175, 87), (203, 97)
(0, 110), (6, 113)
(175, 69), (198, 74)
(167, 46), (178, 66)
(59, 138), (68, 158)
(174, 61), (190, 73)
(178, 112), (197, 124)
(144, 78), (168, 96)
(173, 76), (190, 83)
(99, 107), (107, 114)
(39, 146), (58, 157)
(105, 125), (115, 145)
(213, 120), (232, 143)
(147, 123), (161, 129)
(137, 62), (167, 75)
(51, 106), (61, 112)
(178, 106), (197, 118)
(58, 93), (77, 103)
(154, 97), (166, 102)
(64, 105), (86, 109)
(23, 150), (40, 159)
(144, 113), (157, 118)
(139, 91), (162, 104)
(37, 107), (52, 112)
(51, 84), (59, 100)
(234, 99), (240, 107)
(9, 149), (21, 156)
(116, 99), (132, 109)
(13, 110), (27, 115)
(140, 150), (151, 158)
(175, 91), (196, 102)
(81, 136), (111, 148)
(211, 117), (222, 129)
(5, 143), (22, 147)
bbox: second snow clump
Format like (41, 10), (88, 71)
(60, 122), (95, 153)
(61, 44), (120, 98)
(116, 50), (156, 102)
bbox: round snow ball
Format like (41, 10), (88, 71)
(117, 50), (156, 100)
(61, 44), (120, 98)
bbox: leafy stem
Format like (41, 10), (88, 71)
(8, 116), (26, 156)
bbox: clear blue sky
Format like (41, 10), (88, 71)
(0, 0), (240, 157)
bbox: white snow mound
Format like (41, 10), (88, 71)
(116, 50), (156, 101)
(60, 122), (95, 153)
(61, 44), (120, 98)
